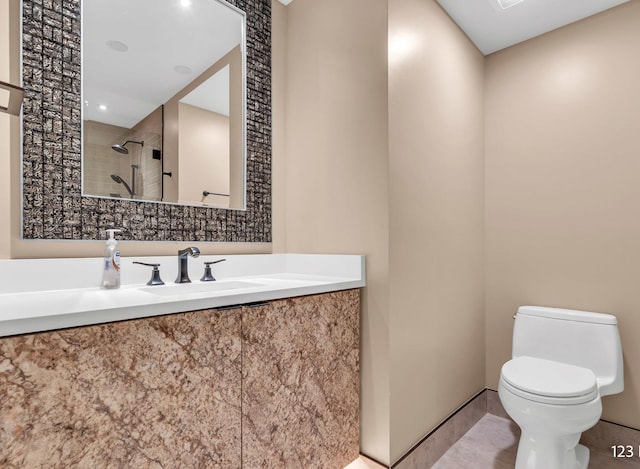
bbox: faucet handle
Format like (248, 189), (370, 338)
(201, 259), (226, 282)
(133, 261), (165, 286)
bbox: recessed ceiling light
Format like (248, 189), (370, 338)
(180, 0), (192, 7)
(497, 0), (525, 9)
(106, 40), (128, 52)
(99, 104), (108, 111)
(174, 65), (193, 75)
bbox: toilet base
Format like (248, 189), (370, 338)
(575, 444), (590, 469)
(515, 435), (590, 469)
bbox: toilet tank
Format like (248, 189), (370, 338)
(512, 306), (624, 397)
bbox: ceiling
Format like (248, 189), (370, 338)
(277, 0), (630, 55)
(180, 66), (230, 116)
(87, 0), (631, 127)
(436, 0), (630, 55)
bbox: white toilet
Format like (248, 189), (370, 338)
(498, 306), (624, 469)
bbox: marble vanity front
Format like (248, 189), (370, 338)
(0, 254), (364, 468)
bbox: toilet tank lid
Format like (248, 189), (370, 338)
(518, 306), (617, 325)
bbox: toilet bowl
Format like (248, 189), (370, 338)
(498, 357), (602, 469)
(498, 306), (624, 469)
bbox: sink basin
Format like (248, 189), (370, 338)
(139, 280), (261, 296)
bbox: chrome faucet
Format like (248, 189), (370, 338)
(176, 247), (200, 283)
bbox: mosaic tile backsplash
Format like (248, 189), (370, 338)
(21, 0), (272, 242)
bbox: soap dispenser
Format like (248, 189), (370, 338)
(101, 229), (122, 289)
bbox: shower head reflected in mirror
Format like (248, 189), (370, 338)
(110, 173), (134, 198)
(111, 139), (144, 154)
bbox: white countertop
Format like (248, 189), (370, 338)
(0, 254), (365, 337)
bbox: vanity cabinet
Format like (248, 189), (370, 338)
(0, 289), (360, 468)
(242, 290), (360, 468)
(0, 308), (243, 468)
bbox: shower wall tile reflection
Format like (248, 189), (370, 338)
(127, 105), (163, 201)
(84, 108), (163, 201)
(83, 121), (130, 197)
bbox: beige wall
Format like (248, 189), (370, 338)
(279, 0), (485, 463)
(0, 0), (14, 258)
(276, 0), (391, 463)
(485, 1), (640, 429)
(165, 46), (243, 208)
(178, 103), (230, 207)
(389, 0), (485, 463)
(271, 1), (287, 254)
(1, 0), (21, 259)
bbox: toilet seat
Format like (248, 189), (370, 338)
(501, 356), (598, 405)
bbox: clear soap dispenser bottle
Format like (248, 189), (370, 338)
(101, 229), (122, 289)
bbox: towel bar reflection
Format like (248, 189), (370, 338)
(0, 80), (25, 116)
(203, 191), (230, 197)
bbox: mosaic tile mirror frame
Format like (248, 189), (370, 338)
(21, 0), (271, 242)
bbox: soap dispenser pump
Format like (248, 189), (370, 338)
(101, 229), (122, 289)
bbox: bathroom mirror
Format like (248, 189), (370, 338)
(21, 0), (271, 242)
(81, 0), (246, 209)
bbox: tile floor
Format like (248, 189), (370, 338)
(345, 409), (640, 469)
(432, 413), (640, 469)
(345, 455), (387, 469)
